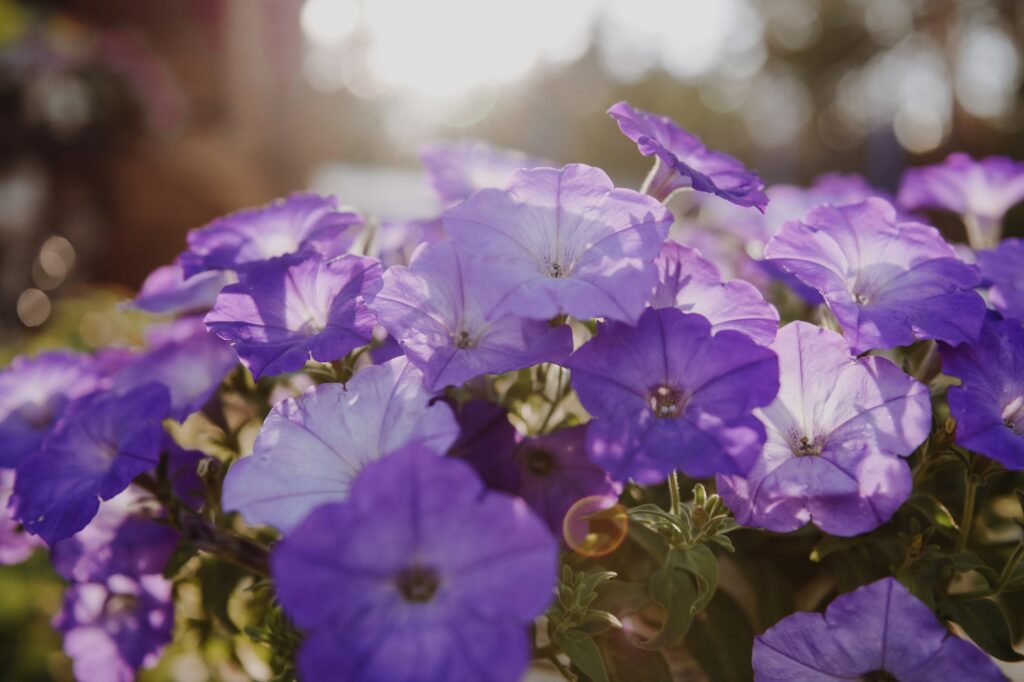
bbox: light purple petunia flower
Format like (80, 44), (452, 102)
(0, 470), (43, 564)
(650, 241), (779, 346)
(222, 358), (458, 532)
(180, 193), (362, 277)
(567, 307), (779, 483)
(272, 445), (558, 682)
(368, 241), (573, 390)
(13, 383), (170, 544)
(128, 261), (233, 316)
(764, 198), (986, 354)
(0, 351), (108, 469)
(940, 314), (1024, 470)
(977, 238), (1024, 321)
(420, 140), (549, 205)
(753, 577), (1004, 681)
(718, 322), (930, 536)
(375, 216), (446, 268)
(114, 317), (238, 421)
(444, 163), (673, 324)
(898, 152), (1024, 248)
(608, 101), (768, 210)
(205, 254), (382, 379)
(54, 574), (175, 682)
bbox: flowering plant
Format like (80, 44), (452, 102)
(3, 102), (1023, 682)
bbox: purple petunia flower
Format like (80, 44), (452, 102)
(272, 445), (558, 682)
(753, 577), (1004, 681)
(13, 383), (170, 544)
(608, 101), (768, 210)
(650, 241), (779, 346)
(420, 140), (549, 205)
(128, 261), (233, 316)
(375, 216), (446, 268)
(0, 470), (42, 564)
(444, 163), (673, 324)
(205, 255), (382, 379)
(977, 238), (1024, 321)
(898, 153), (1024, 248)
(222, 358), (458, 532)
(941, 314), (1024, 470)
(180, 193), (362, 277)
(0, 351), (108, 469)
(567, 307), (779, 483)
(764, 198), (986, 354)
(718, 322), (930, 536)
(114, 317), (238, 422)
(368, 241), (573, 390)
(55, 574), (175, 682)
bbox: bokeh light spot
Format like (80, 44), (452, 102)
(563, 495), (628, 558)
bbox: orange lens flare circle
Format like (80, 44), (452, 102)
(562, 495), (628, 557)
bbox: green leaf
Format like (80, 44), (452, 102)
(940, 596), (1024, 662)
(906, 492), (958, 530)
(555, 629), (610, 682)
(686, 591), (755, 682)
(639, 544), (718, 649)
(951, 552), (999, 586)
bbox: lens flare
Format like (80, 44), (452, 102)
(562, 495), (628, 558)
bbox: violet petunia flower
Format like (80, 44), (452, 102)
(0, 351), (108, 469)
(205, 254), (382, 379)
(375, 216), (446, 268)
(718, 322), (930, 536)
(222, 358), (458, 532)
(13, 383), (170, 544)
(128, 261), (233, 316)
(420, 140), (549, 205)
(608, 101), (768, 210)
(0, 470), (43, 564)
(180, 193), (362, 277)
(650, 241), (779, 346)
(567, 307), (779, 483)
(940, 314), (1024, 470)
(764, 198), (986, 354)
(272, 446), (558, 682)
(368, 241), (573, 390)
(898, 152), (1024, 248)
(444, 163), (673, 324)
(753, 577), (1004, 681)
(55, 574), (175, 682)
(977, 238), (1024, 321)
(114, 317), (238, 421)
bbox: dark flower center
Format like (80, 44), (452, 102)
(549, 262), (567, 278)
(395, 565), (441, 603)
(860, 670), (899, 682)
(524, 448), (556, 476)
(795, 435), (824, 457)
(648, 385), (685, 419)
(454, 330), (475, 349)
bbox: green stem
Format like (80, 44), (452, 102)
(668, 470), (682, 518)
(546, 652), (577, 681)
(536, 366), (568, 434)
(957, 475), (978, 553)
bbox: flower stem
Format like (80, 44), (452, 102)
(668, 470), (682, 518)
(957, 474), (978, 553)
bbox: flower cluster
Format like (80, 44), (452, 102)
(3, 102), (1024, 682)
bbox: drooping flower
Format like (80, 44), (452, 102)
(444, 163), (673, 323)
(940, 313), (1024, 470)
(753, 577), (1004, 681)
(977, 238), (1024, 321)
(608, 101), (768, 209)
(0, 351), (108, 469)
(205, 254), (382, 379)
(180, 193), (362, 276)
(717, 322), (929, 536)
(368, 241), (573, 390)
(764, 198), (986, 354)
(113, 317), (237, 421)
(567, 307), (779, 483)
(420, 140), (549, 205)
(898, 152), (1024, 248)
(222, 358), (459, 532)
(0, 470), (42, 564)
(128, 261), (232, 316)
(272, 445), (558, 682)
(54, 574), (175, 682)
(650, 241), (779, 346)
(13, 383), (170, 544)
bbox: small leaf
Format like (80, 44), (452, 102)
(639, 544), (718, 649)
(941, 596), (1024, 662)
(556, 629), (610, 682)
(906, 492), (959, 530)
(951, 552), (999, 586)
(575, 610), (623, 636)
